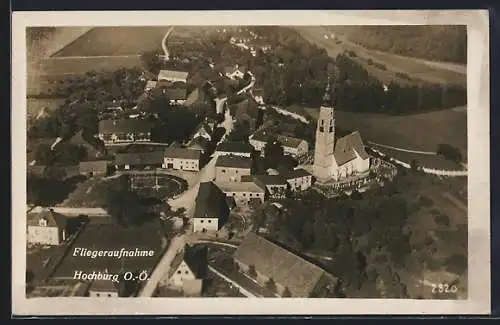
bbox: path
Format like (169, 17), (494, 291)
(208, 265), (257, 298)
(367, 141), (437, 155)
(160, 26), (175, 61)
(138, 234), (187, 297)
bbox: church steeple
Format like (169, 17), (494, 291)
(321, 77), (333, 107)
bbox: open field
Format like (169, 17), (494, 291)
(27, 98), (65, 121)
(52, 219), (166, 278)
(293, 26), (466, 86)
(53, 26), (225, 57)
(305, 107), (467, 155)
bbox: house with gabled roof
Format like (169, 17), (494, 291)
(252, 174), (289, 199)
(164, 148), (201, 171)
(233, 233), (337, 297)
(215, 179), (266, 207)
(223, 64), (247, 80)
(164, 87), (188, 105)
(187, 121), (214, 144)
(114, 150), (165, 170)
(157, 70), (189, 83)
(215, 155), (253, 183)
(249, 131), (309, 158)
(27, 208), (69, 245)
(98, 119), (153, 144)
(284, 168), (313, 192)
(193, 182), (230, 233)
(79, 159), (110, 176)
(215, 141), (253, 158)
(160, 244), (208, 296)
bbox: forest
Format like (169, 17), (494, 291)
(339, 25), (467, 64)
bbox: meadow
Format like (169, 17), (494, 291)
(306, 107), (467, 154)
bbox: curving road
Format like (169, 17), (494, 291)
(160, 26), (175, 61)
(367, 141), (437, 155)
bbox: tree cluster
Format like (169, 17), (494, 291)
(344, 25), (467, 64)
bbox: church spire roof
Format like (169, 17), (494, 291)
(321, 77), (333, 107)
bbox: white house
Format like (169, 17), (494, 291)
(193, 182), (230, 233)
(160, 244), (208, 296)
(284, 168), (313, 192)
(27, 209), (68, 246)
(215, 180), (266, 206)
(163, 148), (201, 171)
(157, 69), (189, 83)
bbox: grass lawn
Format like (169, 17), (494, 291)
(306, 107), (467, 155)
(27, 98), (66, 121)
(58, 176), (115, 208)
(52, 219), (166, 278)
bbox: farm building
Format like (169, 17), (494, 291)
(284, 168), (313, 192)
(249, 131), (309, 158)
(252, 174), (289, 199)
(163, 148), (201, 171)
(187, 121), (214, 144)
(98, 119), (153, 144)
(114, 150), (164, 170)
(233, 233), (336, 297)
(164, 87), (188, 105)
(160, 244), (208, 296)
(193, 182), (230, 233)
(215, 155), (253, 183)
(79, 159), (110, 176)
(157, 69), (189, 83)
(215, 141), (253, 158)
(88, 279), (120, 298)
(215, 179), (266, 207)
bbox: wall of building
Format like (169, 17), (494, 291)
(27, 226), (61, 245)
(164, 157), (199, 171)
(88, 290), (119, 298)
(226, 191), (265, 205)
(215, 151), (252, 158)
(170, 261), (196, 287)
(193, 218), (219, 232)
(287, 176), (312, 191)
(215, 167), (251, 183)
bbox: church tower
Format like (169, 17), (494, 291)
(313, 78), (336, 181)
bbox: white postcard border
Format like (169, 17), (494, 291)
(12, 10), (491, 315)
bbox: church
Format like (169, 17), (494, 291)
(313, 79), (371, 182)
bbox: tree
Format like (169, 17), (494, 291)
(104, 188), (145, 228)
(282, 287), (292, 297)
(263, 137), (284, 169)
(140, 50), (162, 73)
(248, 265), (257, 277)
(35, 144), (55, 165)
(437, 144), (462, 163)
(266, 277), (277, 293)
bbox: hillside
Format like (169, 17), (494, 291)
(330, 25), (467, 64)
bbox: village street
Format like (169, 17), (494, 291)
(138, 233), (187, 297)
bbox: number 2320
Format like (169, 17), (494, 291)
(432, 283), (458, 294)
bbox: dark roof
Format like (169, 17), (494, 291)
(216, 141), (253, 154)
(79, 160), (109, 173)
(114, 151), (164, 166)
(99, 119), (153, 134)
(234, 233), (327, 297)
(183, 244), (209, 278)
(215, 155), (252, 169)
(89, 279), (120, 293)
(254, 174), (288, 186)
(183, 88), (206, 107)
(165, 87), (188, 100)
(251, 132), (306, 149)
(164, 148), (201, 160)
(28, 209), (68, 229)
(189, 122), (213, 141)
(187, 137), (209, 151)
(334, 131), (370, 166)
(194, 182), (230, 220)
(285, 168), (311, 180)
